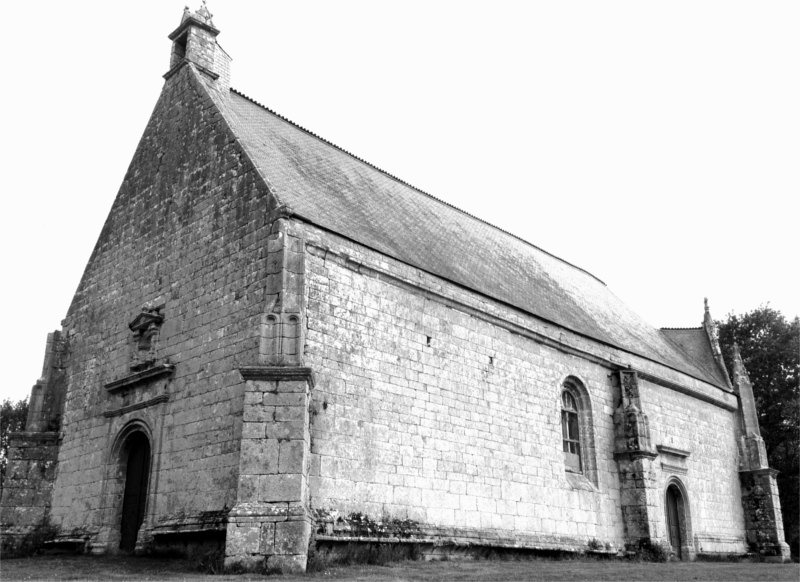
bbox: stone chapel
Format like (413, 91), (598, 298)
(1, 6), (790, 571)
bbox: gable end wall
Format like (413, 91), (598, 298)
(48, 64), (277, 544)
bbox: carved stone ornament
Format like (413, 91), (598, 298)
(621, 371), (638, 402)
(128, 306), (164, 371)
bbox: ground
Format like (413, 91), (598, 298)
(0, 555), (798, 581)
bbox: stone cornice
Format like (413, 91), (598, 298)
(656, 445), (692, 458)
(104, 364), (174, 393)
(635, 371), (736, 411)
(739, 467), (779, 478)
(8, 431), (60, 442)
(613, 450), (659, 461)
(227, 502), (309, 520)
(128, 311), (164, 332)
(103, 395), (170, 418)
(168, 16), (220, 41)
(661, 463), (689, 475)
(239, 366), (315, 387)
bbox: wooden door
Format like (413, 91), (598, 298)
(120, 433), (150, 552)
(666, 486), (682, 559)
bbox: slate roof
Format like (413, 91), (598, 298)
(216, 87), (727, 389)
(661, 328), (730, 388)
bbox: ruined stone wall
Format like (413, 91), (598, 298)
(300, 222), (745, 554)
(46, 64), (276, 545)
(0, 433), (60, 551)
(640, 381), (747, 554)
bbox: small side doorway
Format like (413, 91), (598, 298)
(119, 432), (151, 552)
(666, 484), (683, 559)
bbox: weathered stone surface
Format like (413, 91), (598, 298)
(226, 523), (260, 557)
(239, 439), (279, 476)
(2, 39), (271, 554)
(299, 226), (767, 560)
(243, 405), (276, 423)
(259, 522), (276, 554)
(267, 553), (307, 573)
(258, 474), (304, 503)
(265, 421), (306, 441)
(278, 440), (306, 474)
(274, 520), (312, 555)
(3, 6), (785, 571)
(739, 469), (791, 559)
(0, 432), (60, 552)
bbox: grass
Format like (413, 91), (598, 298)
(0, 554), (797, 581)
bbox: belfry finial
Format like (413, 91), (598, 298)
(197, 0), (214, 25)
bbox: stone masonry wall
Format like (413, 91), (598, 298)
(302, 225), (624, 550)
(300, 221), (745, 553)
(46, 64), (277, 547)
(641, 381), (747, 554)
(0, 433), (60, 552)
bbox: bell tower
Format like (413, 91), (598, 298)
(166, 2), (231, 88)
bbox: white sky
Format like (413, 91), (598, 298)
(1, 1), (798, 403)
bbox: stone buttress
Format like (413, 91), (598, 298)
(0, 331), (68, 552)
(701, 299), (789, 561)
(612, 369), (674, 554)
(732, 343), (791, 560)
(225, 217), (313, 572)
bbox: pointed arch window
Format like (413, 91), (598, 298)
(561, 390), (582, 473)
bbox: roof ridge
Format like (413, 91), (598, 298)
(229, 87), (606, 286)
(661, 327), (703, 331)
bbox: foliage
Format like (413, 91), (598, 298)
(1, 397), (29, 487)
(4, 520), (57, 557)
(695, 552), (760, 563)
(188, 547), (225, 575)
(717, 306), (800, 557)
(631, 539), (671, 562)
(308, 542), (422, 571)
(2, 556), (799, 581)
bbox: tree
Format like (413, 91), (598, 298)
(1, 397), (29, 487)
(717, 306), (800, 557)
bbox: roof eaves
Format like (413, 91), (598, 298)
(288, 211), (727, 391)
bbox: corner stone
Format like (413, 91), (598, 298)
(274, 519), (312, 555)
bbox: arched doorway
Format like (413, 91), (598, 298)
(119, 431), (151, 552)
(665, 484), (684, 559)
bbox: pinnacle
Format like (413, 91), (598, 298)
(181, 2), (215, 26)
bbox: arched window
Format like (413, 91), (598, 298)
(561, 389), (582, 473)
(558, 377), (598, 487)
